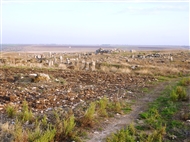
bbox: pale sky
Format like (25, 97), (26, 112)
(1, 1), (189, 45)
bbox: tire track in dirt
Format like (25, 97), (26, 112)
(87, 79), (177, 142)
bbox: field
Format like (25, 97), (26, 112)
(0, 46), (190, 142)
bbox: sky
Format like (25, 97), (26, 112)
(1, 0), (189, 45)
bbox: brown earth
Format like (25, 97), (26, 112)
(0, 67), (155, 114)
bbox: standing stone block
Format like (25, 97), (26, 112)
(49, 52), (52, 58)
(170, 56), (173, 61)
(89, 61), (96, 71)
(60, 56), (63, 62)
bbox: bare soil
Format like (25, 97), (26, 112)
(0, 67), (155, 122)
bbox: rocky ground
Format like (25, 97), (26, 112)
(0, 48), (190, 141)
(0, 67), (156, 117)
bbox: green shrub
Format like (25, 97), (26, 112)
(139, 112), (149, 119)
(63, 115), (76, 137)
(18, 100), (33, 122)
(54, 114), (78, 141)
(97, 97), (108, 117)
(114, 101), (122, 113)
(176, 86), (187, 101)
(81, 102), (96, 127)
(170, 86), (187, 101)
(28, 124), (41, 142)
(41, 115), (48, 129)
(170, 90), (178, 101)
(128, 123), (136, 135)
(106, 128), (135, 142)
(35, 126), (56, 142)
(142, 87), (149, 93)
(6, 104), (16, 118)
(0, 122), (14, 142)
(179, 77), (190, 86)
(13, 119), (28, 142)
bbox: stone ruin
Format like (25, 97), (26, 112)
(95, 48), (125, 54)
(1, 48), (187, 73)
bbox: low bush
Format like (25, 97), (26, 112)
(179, 77), (190, 86)
(97, 96), (108, 117)
(63, 115), (76, 138)
(175, 86), (187, 101)
(170, 90), (178, 101)
(170, 86), (187, 101)
(6, 104), (17, 118)
(18, 100), (33, 123)
(80, 102), (96, 127)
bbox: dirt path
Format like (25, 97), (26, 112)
(87, 80), (175, 142)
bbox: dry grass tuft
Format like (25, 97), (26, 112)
(0, 122), (14, 142)
(135, 69), (152, 75)
(118, 68), (131, 74)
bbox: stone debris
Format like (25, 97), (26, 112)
(34, 73), (51, 82)
(130, 50), (136, 53)
(168, 134), (177, 140)
(170, 56), (173, 61)
(96, 48), (125, 54)
(0, 49), (189, 116)
(0, 68), (155, 113)
(0, 49), (189, 73)
(96, 48), (110, 54)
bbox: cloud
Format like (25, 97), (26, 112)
(113, 2), (189, 15)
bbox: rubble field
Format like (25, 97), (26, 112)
(1, 49), (189, 114)
(0, 67), (156, 114)
(0, 48), (190, 141)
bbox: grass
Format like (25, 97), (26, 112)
(97, 96), (108, 117)
(101, 62), (124, 69)
(142, 87), (149, 93)
(6, 104), (17, 118)
(28, 124), (41, 142)
(178, 77), (190, 86)
(122, 106), (132, 114)
(107, 101), (123, 114)
(114, 101), (122, 113)
(156, 76), (170, 81)
(57, 77), (67, 85)
(35, 127), (56, 142)
(18, 100), (33, 123)
(170, 85), (188, 101)
(13, 119), (28, 142)
(175, 86), (187, 101)
(0, 122), (14, 142)
(28, 124), (56, 142)
(41, 115), (48, 129)
(106, 77), (190, 142)
(63, 115), (76, 137)
(80, 102), (96, 127)
(107, 124), (166, 142)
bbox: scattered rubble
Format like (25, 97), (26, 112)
(0, 67), (156, 114)
(0, 49), (189, 116)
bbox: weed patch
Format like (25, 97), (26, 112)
(97, 97), (108, 117)
(6, 104), (17, 118)
(80, 102), (96, 127)
(178, 77), (190, 86)
(107, 78), (190, 141)
(18, 100), (33, 123)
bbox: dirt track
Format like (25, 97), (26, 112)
(87, 80), (176, 142)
